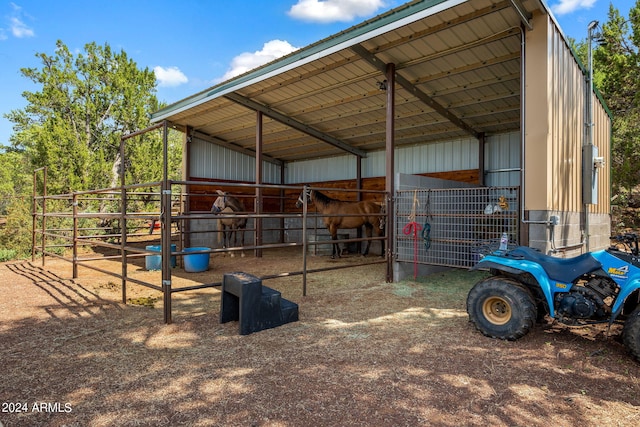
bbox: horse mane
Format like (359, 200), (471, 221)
(311, 189), (339, 207)
(225, 195), (245, 212)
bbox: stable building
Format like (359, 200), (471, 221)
(150, 0), (611, 279)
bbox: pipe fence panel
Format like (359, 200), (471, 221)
(395, 187), (520, 268)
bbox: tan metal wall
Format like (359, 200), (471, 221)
(524, 11), (611, 216)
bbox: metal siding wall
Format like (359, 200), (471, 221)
(549, 24), (583, 213)
(190, 138), (281, 183)
(285, 156), (356, 183)
(485, 132), (521, 187)
(286, 137), (479, 183)
(545, 20), (610, 215)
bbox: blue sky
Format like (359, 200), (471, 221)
(0, 0), (631, 146)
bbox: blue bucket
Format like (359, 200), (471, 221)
(183, 247), (210, 273)
(145, 244), (177, 271)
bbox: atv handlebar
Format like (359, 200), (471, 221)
(610, 232), (640, 255)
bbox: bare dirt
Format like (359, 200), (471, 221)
(1, 247), (639, 427)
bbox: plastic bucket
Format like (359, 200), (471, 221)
(183, 247), (210, 273)
(145, 244), (177, 271)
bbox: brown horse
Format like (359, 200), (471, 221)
(296, 186), (385, 259)
(211, 190), (247, 257)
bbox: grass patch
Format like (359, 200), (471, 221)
(0, 249), (17, 262)
(127, 296), (160, 308)
(395, 269), (490, 305)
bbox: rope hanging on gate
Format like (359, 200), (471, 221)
(402, 189), (422, 280)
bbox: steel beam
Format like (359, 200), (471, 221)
(224, 92), (367, 158)
(351, 43), (480, 139)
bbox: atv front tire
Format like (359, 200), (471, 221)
(623, 307), (640, 363)
(467, 277), (536, 340)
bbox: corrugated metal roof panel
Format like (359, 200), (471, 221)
(150, 0), (604, 166)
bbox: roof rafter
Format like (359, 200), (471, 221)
(350, 43), (481, 139)
(224, 92), (368, 158)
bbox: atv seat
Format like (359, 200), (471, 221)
(508, 246), (602, 284)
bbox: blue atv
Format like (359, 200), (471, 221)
(467, 233), (640, 362)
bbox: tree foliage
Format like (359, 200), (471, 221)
(574, 1), (640, 195)
(1, 40), (182, 257)
(4, 40), (178, 195)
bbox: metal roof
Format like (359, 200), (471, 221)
(151, 0), (548, 164)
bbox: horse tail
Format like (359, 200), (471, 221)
(379, 202), (386, 231)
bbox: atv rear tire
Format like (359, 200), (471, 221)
(623, 307), (640, 363)
(467, 277), (536, 340)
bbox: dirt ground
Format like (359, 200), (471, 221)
(1, 247), (639, 427)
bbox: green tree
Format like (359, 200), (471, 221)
(2, 40), (183, 258)
(5, 40), (165, 194)
(574, 2), (640, 195)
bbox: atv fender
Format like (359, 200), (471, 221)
(611, 277), (640, 320)
(471, 260), (524, 276)
(473, 255), (564, 318)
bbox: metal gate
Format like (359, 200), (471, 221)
(395, 187), (520, 268)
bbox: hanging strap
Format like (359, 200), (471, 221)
(422, 189), (432, 251)
(402, 189), (422, 279)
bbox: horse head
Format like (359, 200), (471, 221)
(295, 186), (312, 208)
(211, 190), (228, 213)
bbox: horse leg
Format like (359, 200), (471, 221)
(329, 224), (340, 259)
(229, 227), (236, 258)
(363, 223), (373, 256)
(224, 226), (232, 257)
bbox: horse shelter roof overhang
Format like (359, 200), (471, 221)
(150, 0), (549, 164)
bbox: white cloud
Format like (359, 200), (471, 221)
(154, 66), (189, 87)
(10, 16), (33, 37)
(7, 3), (34, 38)
(218, 40), (299, 82)
(551, 0), (597, 16)
(288, 0), (387, 23)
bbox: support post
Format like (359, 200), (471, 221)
(302, 187), (308, 296)
(183, 126), (193, 250)
(478, 133), (485, 186)
(255, 111), (263, 257)
(385, 63), (395, 283)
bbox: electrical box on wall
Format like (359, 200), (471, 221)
(582, 144), (599, 205)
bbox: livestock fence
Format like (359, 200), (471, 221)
(31, 168), (389, 323)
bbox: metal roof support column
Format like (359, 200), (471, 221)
(357, 155), (363, 253)
(183, 126), (193, 249)
(385, 63), (395, 283)
(279, 160), (285, 244)
(478, 133), (485, 186)
(255, 111), (263, 257)
(357, 155), (362, 201)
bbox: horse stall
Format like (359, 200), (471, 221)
(184, 179), (388, 259)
